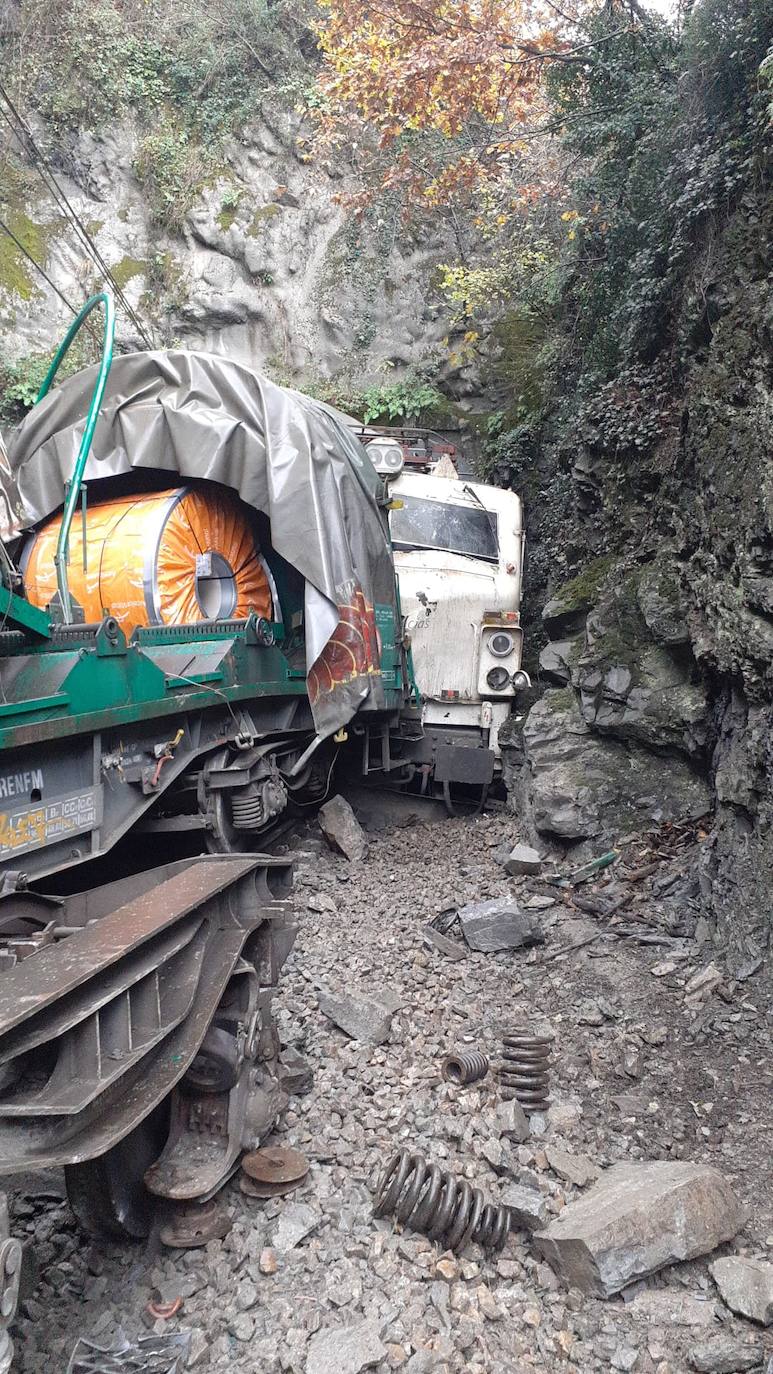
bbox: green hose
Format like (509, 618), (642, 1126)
(36, 291), (115, 623)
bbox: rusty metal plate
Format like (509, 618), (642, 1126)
(158, 1197), (231, 1249)
(240, 1144), (309, 1197)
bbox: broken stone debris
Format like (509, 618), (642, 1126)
(544, 1143), (599, 1188)
(421, 924), (467, 961)
(690, 1337), (766, 1373)
(493, 1096), (530, 1142)
(318, 794), (368, 861)
(501, 1183), (550, 1231)
(502, 843), (542, 876)
(710, 1256), (773, 1326)
(535, 1160), (745, 1296)
(305, 1319), (386, 1374)
(317, 983), (402, 1045)
(457, 897), (544, 953)
(271, 1201), (319, 1253)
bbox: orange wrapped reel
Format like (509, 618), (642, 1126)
(23, 484), (273, 636)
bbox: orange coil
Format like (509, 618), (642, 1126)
(23, 484), (272, 636)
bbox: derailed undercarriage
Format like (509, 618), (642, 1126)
(0, 854), (295, 1240)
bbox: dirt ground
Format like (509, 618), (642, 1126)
(9, 807), (773, 1373)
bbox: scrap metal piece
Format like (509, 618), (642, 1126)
(442, 1050), (489, 1085)
(158, 1197), (231, 1250)
(499, 1028), (552, 1111)
(0, 1193), (20, 1374)
(66, 1330), (191, 1374)
(373, 1148), (510, 1253)
(547, 850), (619, 888)
(240, 1144), (309, 1198)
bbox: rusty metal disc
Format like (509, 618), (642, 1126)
(241, 1144), (309, 1187)
(159, 1197), (231, 1249)
(240, 1172), (301, 1199)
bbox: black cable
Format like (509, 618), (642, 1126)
(0, 213), (102, 345)
(0, 85), (155, 348)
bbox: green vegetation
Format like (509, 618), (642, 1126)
(217, 187), (243, 232)
(360, 377), (451, 426)
(0, 339), (96, 427)
(1, 0), (319, 221)
(472, 0), (772, 601)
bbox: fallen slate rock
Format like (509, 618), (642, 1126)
(494, 1097), (530, 1143)
(535, 1161), (744, 1296)
(457, 898), (544, 953)
(272, 1201), (319, 1253)
(710, 1256), (773, 1326)
(690, 1337), (765, 1373)
(501, 1184), (549, 1231)
(422, 924), (466, 961)
(545, 1144), (599, 1188)
(306, 1319), (386, 1374)
(277, 1046), (314, 1096)
(503, 843), (542, 876)
(317, 984), (402, 1045)
(318, 795), (368, 861)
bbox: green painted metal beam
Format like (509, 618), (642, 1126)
(0, 583), (51, 640)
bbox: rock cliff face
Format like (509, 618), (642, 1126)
(1, 109), (464, 391)
(511, 186), (773, 971)
(1, 101), (770, 966)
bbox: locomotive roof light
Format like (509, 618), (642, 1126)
(367, 440), (405, 476)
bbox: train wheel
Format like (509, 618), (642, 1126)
(65, 1103), (169, 1242)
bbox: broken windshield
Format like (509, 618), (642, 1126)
(390, 494), (499, 562)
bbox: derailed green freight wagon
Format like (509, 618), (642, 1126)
(0, 295), (420, 1246)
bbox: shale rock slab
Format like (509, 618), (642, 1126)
(457, 897), (544, 952)
(535, 1161), (744, 1296)
(317, 983), (402, 1045)
(306, 1319), (386, 1374)
(318, 795), (368, 861)
(710, 1256), (773, 1326)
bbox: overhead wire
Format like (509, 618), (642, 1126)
(0, 84), (155, 348)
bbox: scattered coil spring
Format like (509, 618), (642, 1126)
(442, 1050), (489, 1086)
(499, 1028), (552, 1111)
(373, 1149), (510, 1253)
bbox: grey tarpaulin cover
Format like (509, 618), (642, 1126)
(7, 351), (397, 737)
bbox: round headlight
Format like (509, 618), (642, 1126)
(512, 670), (529, 691)
(489, 631), (515, 658)
(486, 666), (510, 691)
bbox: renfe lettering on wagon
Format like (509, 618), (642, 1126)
(0, 786), (102, 859)
(0, 769), (44, 799)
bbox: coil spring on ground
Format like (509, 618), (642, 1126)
(442, 1050), (489, 1086)
(373, 1149), (510, 1253)
(499, 1028), (552, 1111)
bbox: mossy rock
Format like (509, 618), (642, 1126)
(542, 555), (617, 634)
(0, 209), (65, 301)
(109, 256), (148, 290)
(248, 204), (281, 235)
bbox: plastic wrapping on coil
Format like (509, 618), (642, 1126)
(22, 484), (273, 635)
